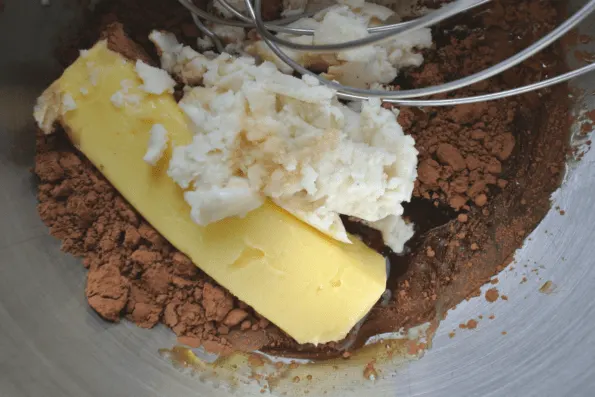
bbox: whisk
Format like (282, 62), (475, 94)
(178, 0), (595, 106)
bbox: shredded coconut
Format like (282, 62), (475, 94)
(34, 84), (64, 134)
(245, 0), (432, 88)
(210, 24), (246, 44)
(184, 177), (264, 225)
(143, 124), (170, 166)
(61, 93), (77, 113)
(150, 31), (217, 85)
(110, 80), (142, 108)
(197, 36), (215, 51)
(365, 215), (414, 254)
(135, 60), (177, 94)
(151, 32), (418, 252)
(87, 62), (100, 86)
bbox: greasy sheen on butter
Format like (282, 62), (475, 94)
(34, 41), (387, 345)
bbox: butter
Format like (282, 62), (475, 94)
(34, 41), (387, 345)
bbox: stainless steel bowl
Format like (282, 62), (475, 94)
(1, 1), (594, 396)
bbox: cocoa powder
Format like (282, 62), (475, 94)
(36, 0), (572, 359)
(485, 288), (500, 303)
(35, 132), (284, 355)
(338, 0), (570, 355)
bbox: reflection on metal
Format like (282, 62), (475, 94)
(1, 0), (595, 396)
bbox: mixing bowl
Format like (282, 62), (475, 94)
(1, 0), (594, 396)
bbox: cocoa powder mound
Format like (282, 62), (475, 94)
(36, 0), (572, 360)
(411, 102), (516, 211)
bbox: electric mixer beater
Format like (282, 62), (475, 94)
(177, 0), (595, 106)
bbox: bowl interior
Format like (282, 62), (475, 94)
(0, 1), (594, 396)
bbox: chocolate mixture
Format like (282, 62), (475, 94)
(35, 0), (570, 359)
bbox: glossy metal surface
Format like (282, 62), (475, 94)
(194, 0), (595, 105)
(1, 1), (594, 396)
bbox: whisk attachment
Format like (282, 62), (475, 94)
(179, 0), (595, 106)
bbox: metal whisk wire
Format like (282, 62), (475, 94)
(179, 0), (595, 106)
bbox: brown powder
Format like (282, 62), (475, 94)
(363, 361), (378, 380)
(35, 131), (283, 354)
(325, 0), (570, 358)
(574, 50), (595, 63)
(458, 319), (478, 330)
(247, 353), (266, 368)
(36, 0), (572, 359)
(466, 319), (478, 330)
(485, 288), (500, 303)
(405, 98), (516, 211)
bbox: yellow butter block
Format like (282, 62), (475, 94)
(35, 41), (387, 345)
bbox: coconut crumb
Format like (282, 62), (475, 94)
(135, 60), (176, 94)
(244, 0), (432, 88)
(151, 33), (419, 252)
(143, 124), (169, 166)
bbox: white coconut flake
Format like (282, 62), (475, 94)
(110, 91), (141, 108)
(34, 84), (61, 134)
(149, 31), (214, 85)
(364, 215), (415, 254)
(87, 62), (100, 86)
(110, 80), (142, 108)
(61, 93), (77, 113)
(184, 177), (264, 225)
(143, 124), (169, 166)
(196, 36), (214, 51)
(135, 60), (177, 94)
